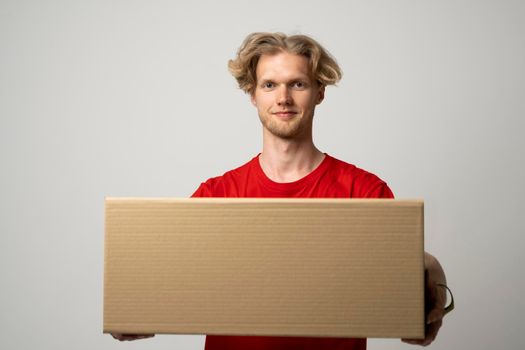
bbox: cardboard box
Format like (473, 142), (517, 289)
(104, 198), (424, 339)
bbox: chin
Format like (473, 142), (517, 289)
(260, 114), (308, 139)
(268, 125), (305, 139)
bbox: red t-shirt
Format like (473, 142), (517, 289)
(192, 153), (394, 350)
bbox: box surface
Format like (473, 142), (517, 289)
(104, 198), (424, 338)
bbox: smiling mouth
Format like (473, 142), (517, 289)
(273, 111), (297, 118)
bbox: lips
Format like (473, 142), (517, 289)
(273, 111), (297, 118)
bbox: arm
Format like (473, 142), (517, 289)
(402, 252), (449, 346)
(367, 183), (451, 345)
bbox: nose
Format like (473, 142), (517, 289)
(277, 86), (292, 106)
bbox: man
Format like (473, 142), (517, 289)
(112, 32), (450, 349)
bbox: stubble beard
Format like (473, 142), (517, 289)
(259, 112), (311, 139)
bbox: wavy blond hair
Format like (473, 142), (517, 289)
(228, 32), (342, 95)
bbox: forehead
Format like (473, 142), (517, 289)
(256, 52), (311, 81)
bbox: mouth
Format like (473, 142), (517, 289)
(273, 111), (297, 118)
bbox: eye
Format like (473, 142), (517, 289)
(292, 81), (306, 89)
(262, 81), (274, 89)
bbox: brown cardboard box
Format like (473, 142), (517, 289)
(104, 198), (424, 339)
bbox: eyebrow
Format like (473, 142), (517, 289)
(258, 76), (310, 84)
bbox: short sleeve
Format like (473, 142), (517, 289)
(191, 182), (212, 198)
(364, 182), (395, 199)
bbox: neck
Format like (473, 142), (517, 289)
(259, 129), (325, 183)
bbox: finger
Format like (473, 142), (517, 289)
(422, 319), (442, 346)
(111, 333), (155, 341)
(425, 279), (438, 313)
(427, 306), (445, 325)
(425, 285), (446, 323)
(111, 333), (129, 341)
(135, 334), (155, 339)
(402, 317), (443, 346)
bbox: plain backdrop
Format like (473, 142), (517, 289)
(1, 1), (524, 349)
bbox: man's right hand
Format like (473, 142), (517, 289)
(110, 333), (155, 341)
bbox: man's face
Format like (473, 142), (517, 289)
(251, 52), (325, 140)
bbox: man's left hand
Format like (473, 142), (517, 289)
(402, 252), (448, 346)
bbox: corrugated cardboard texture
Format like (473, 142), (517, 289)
(104, 198), (424, 339)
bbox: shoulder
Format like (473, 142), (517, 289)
(326, 155), (395, 198)
(191, 156), (258, 197)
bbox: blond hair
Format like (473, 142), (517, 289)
(228, 32), (342, 94)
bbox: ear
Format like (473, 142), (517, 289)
(250, 92), (257, 107)
(316, 85), (325, 105)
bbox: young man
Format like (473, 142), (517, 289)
(112, 32), (449, 349)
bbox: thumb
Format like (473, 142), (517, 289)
(427, 307), (444, 325)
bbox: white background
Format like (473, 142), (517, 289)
(1, 1), (524, 349)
